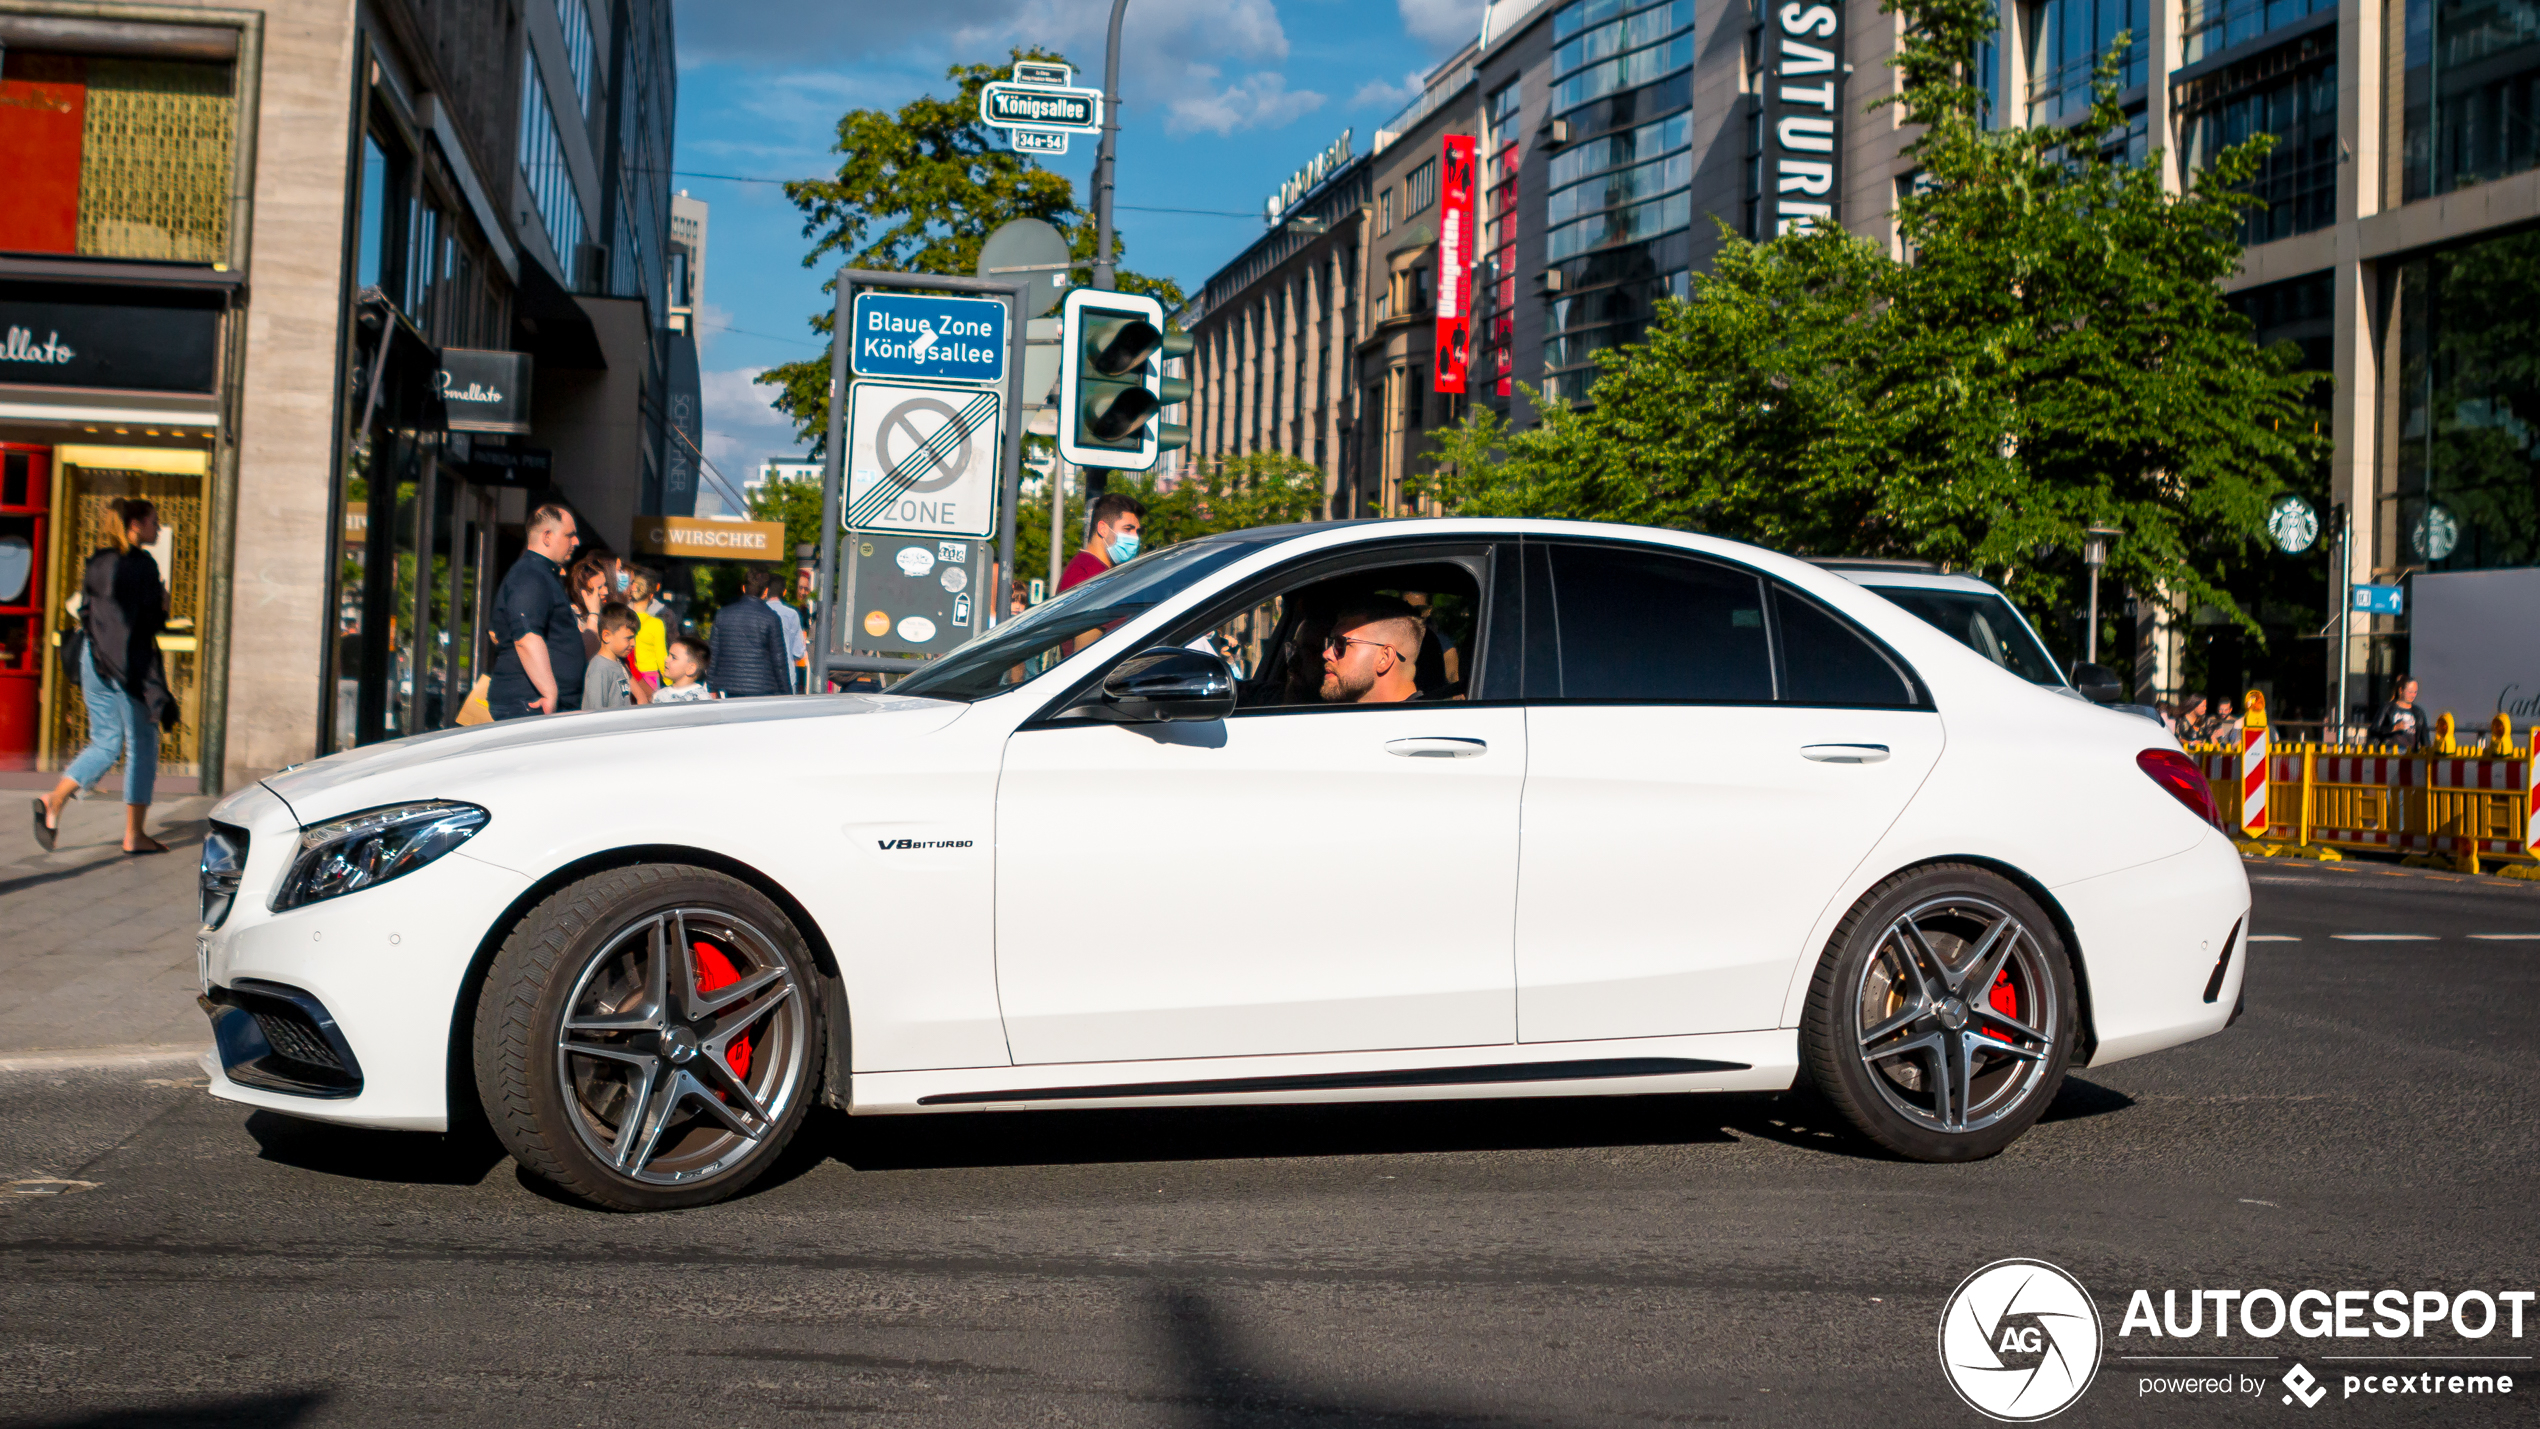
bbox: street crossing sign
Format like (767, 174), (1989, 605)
(850, 292), (1008, 385)
(845, 379), (1003, 539)
(979, 80), (1102, 134)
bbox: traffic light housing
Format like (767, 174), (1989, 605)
(1056, 288), (1193, 471)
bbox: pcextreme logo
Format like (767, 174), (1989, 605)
(1940, 1259), (2104, 1422)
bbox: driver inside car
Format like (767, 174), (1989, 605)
(1319, 598), (1426, 705)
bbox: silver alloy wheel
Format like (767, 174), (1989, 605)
(1853, 894), (2058, 1135)
(553, 906), (810, 1185)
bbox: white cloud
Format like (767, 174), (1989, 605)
(1167, 71), (1325, 136)
(1349, 69), (1427, 111)
(697, 365), (808, 505)
(1398, 0), (1484, 53)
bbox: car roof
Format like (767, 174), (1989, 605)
(1827, 569), (2015, 596)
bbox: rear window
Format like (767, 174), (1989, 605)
(1871, 588), (2063, 686)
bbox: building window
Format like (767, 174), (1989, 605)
(556, 0), (596, 112)
(0, 50), (237, 263)
(1552, 24), (1696, 110)
(2183, 51), (2338, 244)
(1405, 158), (1439, 217)
(518, 51), (587, 278)
(2402, 0), (2540, 200)
(1378, 186), (1396, 234)
(2391, 228), (2540, 573)
(2182, 0), (2333, 65)
(1551, 0), (1696, 113)
(2024, 0), (2147, 127)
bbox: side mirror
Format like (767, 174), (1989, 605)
(1098, 646), (1236, 723)
(2071, 662), (2125, 705)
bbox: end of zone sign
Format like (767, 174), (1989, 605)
(851, 292), (1007, 385)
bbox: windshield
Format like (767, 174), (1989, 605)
(1873, 588), (2065, 686)
(893, 538), (1268, 701)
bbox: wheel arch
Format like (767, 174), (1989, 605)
(1836, 854), (2101, 1068)
(444, 843), (854, 1132)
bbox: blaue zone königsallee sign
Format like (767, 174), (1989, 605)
(849, 292), (1008, 385)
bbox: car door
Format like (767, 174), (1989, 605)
(993, 543), (1525, 1066)
(1513, 540), (1943, 1042)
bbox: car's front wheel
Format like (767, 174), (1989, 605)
(474, 865), (823, 1210)
(1800, 864), (2075, 1162)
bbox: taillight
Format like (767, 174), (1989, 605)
(2137, 748), (2228, 833)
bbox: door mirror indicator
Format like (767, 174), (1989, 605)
(2071, 662), (2125, 705)
(1098, 646), (1236, 722)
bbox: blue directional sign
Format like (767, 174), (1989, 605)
(850, 292), (1007, 385)
(2352, 583), (2404, 616)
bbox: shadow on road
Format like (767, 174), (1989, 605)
(244, 1111), (505, 1186)
(3, 1390), (327, 1429)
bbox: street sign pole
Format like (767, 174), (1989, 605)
(814, 268), (1028, 687)
(1093, 0), (1128, 291)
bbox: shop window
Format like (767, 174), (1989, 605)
(2401, 0), (2540, 200)
(0, 50), (236, 263)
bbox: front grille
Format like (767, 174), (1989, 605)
(249, 1006), (343, 1072)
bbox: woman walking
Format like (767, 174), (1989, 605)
(32, 498), (178, 854)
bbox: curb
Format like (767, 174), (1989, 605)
(0, 1044), (204, 1072)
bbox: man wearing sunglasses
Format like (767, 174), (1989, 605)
(1318, 597), (1425, 705)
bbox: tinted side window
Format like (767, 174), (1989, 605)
(1543, 544), (1774, 701)
(1775, 588), (1918, 707)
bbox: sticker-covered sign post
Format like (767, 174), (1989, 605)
(813, 269), (1030, 686)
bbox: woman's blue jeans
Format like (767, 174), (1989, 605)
(64, 640), (157, 806)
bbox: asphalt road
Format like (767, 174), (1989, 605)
(3, 858), (2535, 1429)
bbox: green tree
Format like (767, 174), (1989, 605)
(757, 50), (1185, 453)
(1417, 1), (2327, 642)
(747, 474), (824, 567)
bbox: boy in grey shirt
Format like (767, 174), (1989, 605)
(582, 603), (639, 710)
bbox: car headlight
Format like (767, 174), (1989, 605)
(274, 801), (489, 911)
(200, 823), (248, 928)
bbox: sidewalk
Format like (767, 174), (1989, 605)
(1, 791), (215, 1058)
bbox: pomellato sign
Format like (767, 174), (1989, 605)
(435, 348), (533, 434)
(0, 295), (219, 392)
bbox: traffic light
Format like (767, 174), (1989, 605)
(1056, 288), (1193, 471)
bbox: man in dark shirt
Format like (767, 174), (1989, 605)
(706, 568), (794, 697)
(487, 503), (585, 719)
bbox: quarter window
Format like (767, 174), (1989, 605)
(1773, 588), (1919, 707)
(1540, 544), (1773, 701)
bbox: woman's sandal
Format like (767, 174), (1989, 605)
(124, 836), (171, 856)
(31, 799), (57, 853)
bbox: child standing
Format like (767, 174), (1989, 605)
(582, 603), (639, 710)
(651, 635), (715, 704)
(626, 565), (668, 701)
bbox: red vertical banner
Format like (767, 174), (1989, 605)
(0, 53), (87, 254)
(1434, 133), (1475, 395)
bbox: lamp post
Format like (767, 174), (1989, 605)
(1091, 0), (1128, 292)
(2082, 526), (2122, 665)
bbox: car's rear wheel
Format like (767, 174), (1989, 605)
(474, 865), (822, 1210)
(1800, 864), (2074, 1162)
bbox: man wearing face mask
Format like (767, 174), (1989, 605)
(1058, 492), (1145, 593)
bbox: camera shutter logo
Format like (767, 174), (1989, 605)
(1939, 1259), (2102, 1421)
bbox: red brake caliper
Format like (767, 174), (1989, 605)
(1983, 969), (2019, 1043)
(691, 943), (753, 1078)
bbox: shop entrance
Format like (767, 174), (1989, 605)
(0, 446), (49, 770)
(41, 446), (207, 781)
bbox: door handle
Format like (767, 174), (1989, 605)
(1387, 736), (1487, 758)
(1802, 743), (1891, 763)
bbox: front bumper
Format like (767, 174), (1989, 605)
(199, 844), (532, 1133)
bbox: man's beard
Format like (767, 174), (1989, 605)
(1321, 665), (1374, 703)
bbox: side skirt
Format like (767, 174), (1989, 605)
(916, 1056), (1748, 1107)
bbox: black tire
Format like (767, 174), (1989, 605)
(1800, 863), (2076, 1163)
(473, 864), (825, 1211)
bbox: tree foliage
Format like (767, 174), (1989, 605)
(756, 51), (1185, 454)
(1415, 1), (2328, 636)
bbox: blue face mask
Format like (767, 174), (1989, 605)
(1106, 530), (1141, 564)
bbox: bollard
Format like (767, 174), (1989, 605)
(2240, 690), (2269, 841)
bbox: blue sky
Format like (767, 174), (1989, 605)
(669, 0), (1484, 486)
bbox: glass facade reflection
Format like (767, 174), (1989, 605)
(2391, 229), (2540, 573)
(2401, 0), (2540, 199)
(2025, 0), (2148, 126)
(2182, 37), (2338, 244)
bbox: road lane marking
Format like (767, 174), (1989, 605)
(2330, 934), (2436, 941)
(0, 1044), (202, 1072)
(2247, 935), (2301, 942)
(2467, 933), (2540, 941)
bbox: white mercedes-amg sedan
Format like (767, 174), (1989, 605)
(196, 519), (2249, 1210)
